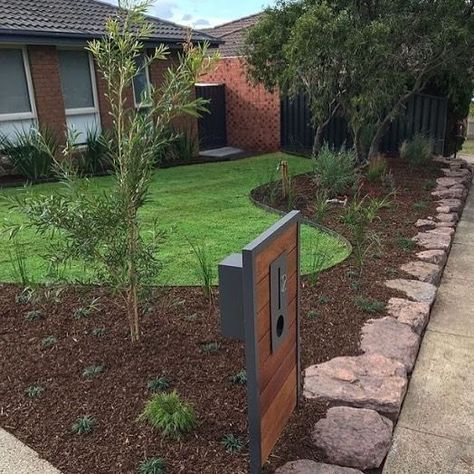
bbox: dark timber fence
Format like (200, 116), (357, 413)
(281, 92), (448, 156)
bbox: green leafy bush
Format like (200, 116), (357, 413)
(139, 391), (197, 438)
(221, 434), (244, 453)
(78, 129), (111, 175)
(400, 134), (433, 167)
(0, 128), (57, 180)
(71, 416), (96, 435)
(313, 145), (357, 197)
(138, 458), (166, 474)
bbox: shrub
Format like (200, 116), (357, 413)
(16, 287), (37, 304)
(188, 239), (214, 302)
(319, 295), (330, 304)
(366, 155), (388, 182)
(78, 129), (111, 175)
(313, 190), (329, 223)
(83, 364), (105, 379)
(230, 370), (247, 386)
(73, 297), (101, 320)
(138, 458), (166, 474)
(200, 341), (220, 354)
(313, 145), (357, 197)
(41, 335), (57, 349)
(0, 128), (57, 180)
(397, 234), (415, 252)
(168, 128), (198, 162)
(221, 434), (244, 454)
(147, 377), (170, 393)
(139, 391), (197, 438)
(25, 385), (45, 398)
(400, 134), (433, 167)
(8, 239), (31, 286)
(413, 200), (428, 211)
(71, 416), (96, 435)
(307, 310), (319, 320)
(356, 297), (386, 313)
(91, 327), (106, 337)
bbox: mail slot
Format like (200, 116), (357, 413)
(270, 251), (289, 352)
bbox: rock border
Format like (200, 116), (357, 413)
(281, 157), (473, 473)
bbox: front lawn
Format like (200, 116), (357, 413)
(0, 153), (349, 285)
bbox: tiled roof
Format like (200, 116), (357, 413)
(0, 0), (219, 44)
(202, 12), (264, 57)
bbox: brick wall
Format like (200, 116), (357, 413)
(27, 45), (67, 142)
(201, 57), (281, 152)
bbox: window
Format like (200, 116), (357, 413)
(58, 50), (95, 112)
(0, 48), (35, 120)
(132, 54), (151, 107)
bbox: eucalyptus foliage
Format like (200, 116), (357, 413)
(6, 0), (217, 342)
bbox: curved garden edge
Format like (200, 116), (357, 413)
(278, 156), (473, 474)
(249, 183), (353, 272)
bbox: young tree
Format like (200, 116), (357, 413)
(8, 0), (217, 342)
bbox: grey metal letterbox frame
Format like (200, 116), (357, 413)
(219, 210), (301, 474)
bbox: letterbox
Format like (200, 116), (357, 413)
(219, 211), (301, 474)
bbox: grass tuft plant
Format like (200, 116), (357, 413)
(313, 189), (329, 223)
(200, 341), (220, 354)
(230, 370), (247, 386)
(400, 134), (433, 168)
(71, 416), (96, 435)
(188, 239), (214, 303)
(366, 155), (388, 182)
(139, 391), (197, 438)
(147, 377), (170, 393)
(73, 297), (101, 320)
(82, 364), (105, 379)
(138, 457), (166, 474)
(41, 335), (57, 349)
(91, 327), (106, 337)
(221, 434), (244, 454)
(356, 297), (386, 313)
(397, 234), (415, 252)
(25, 384), (45, 398)
(306, 310), (319, 320)
(25, 309), (42, 322)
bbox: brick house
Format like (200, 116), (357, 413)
(201, 14), (281, 153)
(0, 0), (219, 144)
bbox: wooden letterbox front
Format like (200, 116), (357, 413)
(242, 211), (301, 473)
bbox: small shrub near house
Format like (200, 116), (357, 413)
(139, 391), (197, 438)
(400, 134), (433, 167)
(313, 145), (358, 197)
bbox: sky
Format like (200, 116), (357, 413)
(103, 0), (276, 29)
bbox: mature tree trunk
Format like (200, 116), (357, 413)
(312, 103), (341, 157)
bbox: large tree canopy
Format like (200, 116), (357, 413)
(245, 0), (474, 161)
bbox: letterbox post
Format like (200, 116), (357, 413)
(219, 211), (301, 473)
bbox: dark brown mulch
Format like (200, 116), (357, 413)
(0, 157), (442, 474)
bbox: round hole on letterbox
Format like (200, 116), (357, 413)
(276, 315), (284, 338)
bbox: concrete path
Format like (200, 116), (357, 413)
(0, 429), (61, 474)
(383, 167), (474, 474)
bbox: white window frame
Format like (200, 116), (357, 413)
(58, 48), (100, 118)
(0, 45), (37, 123)
(132, 54), (152, 109)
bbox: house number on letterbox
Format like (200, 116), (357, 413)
(270, 251), (289, 353)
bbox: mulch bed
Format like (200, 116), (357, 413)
(0, 156), (442, 473)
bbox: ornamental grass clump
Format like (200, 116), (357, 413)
(6, 0), (218, 343)
(313, 145), (358, 197)
(138, 458), (166, 474)
(139, 391), (197, 438)
(400, 134), (433, 168)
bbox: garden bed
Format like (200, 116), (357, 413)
(0, 156), (445, 473)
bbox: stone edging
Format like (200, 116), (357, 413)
(276, 157), (473, 474)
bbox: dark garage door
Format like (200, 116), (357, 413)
(196, 83), (227, 149)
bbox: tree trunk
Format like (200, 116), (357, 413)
(312, 124), (325, 157)
(353, 126), (366, 164)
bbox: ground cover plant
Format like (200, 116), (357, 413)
(0, 154), (348, 286)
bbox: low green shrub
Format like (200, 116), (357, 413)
(313, 190), (329, 223)
(139, 391), (197, 438)
(138, 458), (166, 474)
(306, 310), (319, 320)
(82, 364), (105, 379)
(366, 155), (388, 182)
(400, 134), (433, 167)
(41, 335), (57, 349)
(91, 327), (106, 337)
(73, 297), (101, 320)
(230, 370), (247, 386)
(169, 128), (198, 162)
(71, 416), (96, 435)
(25, 309), (42, 322)
(397, 234), (415, 252)
(313, 145), (358, 197)
(0, 128), (57, 180)
(221, 434), (244, 454)
(200, 341), (220, 354)
(77, 129), (111, 175)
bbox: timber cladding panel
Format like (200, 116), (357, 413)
(242, 212), (300, 472)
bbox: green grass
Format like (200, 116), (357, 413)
(0, 153), (349, 285)
(462, 138), (474, 156)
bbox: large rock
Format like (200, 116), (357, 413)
(304, 354), (407, 417)
(431, 188), (464, 200)
(416, 249), (447, 266)
(436, 212), (458, 223)
(427, 226), (455, 236)
(400, 260), (441, 284)
(386, 297), (430, 334)
(275, 460), (363, 474)
(415, 219), (436, 229)
(441, 168), (471, 178)
(412, 232), (451, 250)
(312, 407), (393, 470)
(385, 279), (437, 305)
(360, 317), (420, 372)
(436, 198), (462, 212)
(436, 177), (468, 188)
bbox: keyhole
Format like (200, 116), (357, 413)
(276, 315), (284, 337)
